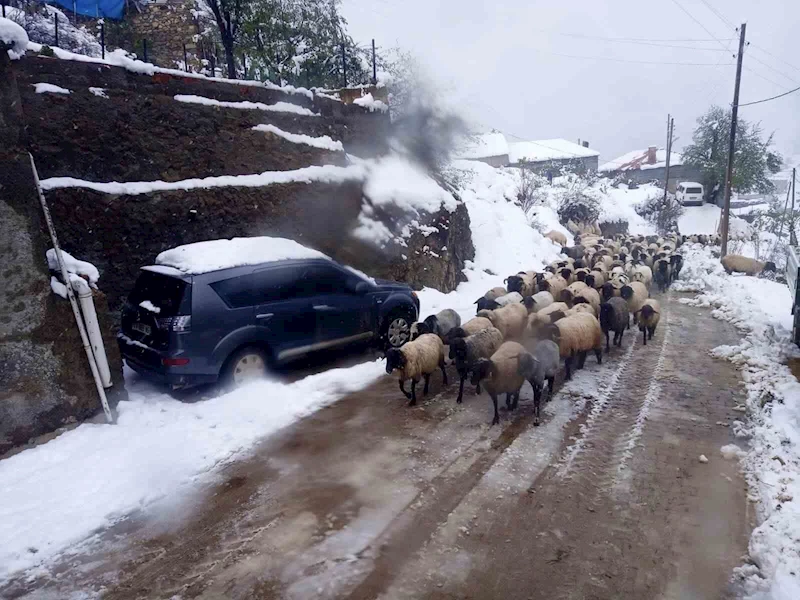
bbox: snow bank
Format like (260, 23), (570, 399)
(45, 248), (100, 284)
(599, 183), (659, 232)
(251, 123), (343, 151)
(414, 160), (564, 324)
(353, 156), (459, 247)
(40, 163), (367, 195)
(1, 16), (28, 60)
(352, 93), (388, 113)
(0, 361), (385, 581)
(174, 94), (319, 116)
(24, 43), (314, 98)
(33, 82), (70, 95)
(678, 204), (751, 239)
(677, 245), (800, 599)
(156, 236), (328, 274)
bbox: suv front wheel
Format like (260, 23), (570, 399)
(383, 311), (412, 349)
(222, 346), (269, 387)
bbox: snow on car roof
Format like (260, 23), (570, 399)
(155, 237), (329, 274)
(680, 181), (703, 187)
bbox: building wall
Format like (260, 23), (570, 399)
(461, 154), (510, 168)
(517, 155), (598, 175)
(606, 164), (704, 195)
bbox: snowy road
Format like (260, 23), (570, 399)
(2, 292), (753, 600)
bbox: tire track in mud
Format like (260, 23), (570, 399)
(555, 300), (672, 509)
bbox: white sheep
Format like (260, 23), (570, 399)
(446, 316), (494, 344)
(470, 341), (527, 425)
(560, 281), (588, 306)
(474, 286), (509, 312)
(572, 286), (601, 315)
(545, 230), (568, 246)
(385, 333), (447, 405)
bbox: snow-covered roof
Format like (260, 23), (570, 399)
(155, 237), (329, 274)
(508, 139), (599, 164)
(599, 147), (684, 172)
(456, 132), (510, 160)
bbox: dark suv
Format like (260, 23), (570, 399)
(118, 258), (419, 388)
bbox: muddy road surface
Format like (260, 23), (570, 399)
(3, 293), (753, 600)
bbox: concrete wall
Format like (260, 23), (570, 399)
(518, 155), (599, 176)
(607, 164), (705, 195)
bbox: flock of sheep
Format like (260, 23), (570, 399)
(386, 230), (723, 426)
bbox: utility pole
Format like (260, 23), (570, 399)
(720, 23), (747, 257)
(341, 43), (347, 88)
(372, 39), (377, 85)
(663, 115), (674, 205)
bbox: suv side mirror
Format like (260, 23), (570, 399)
(355, 281), (371, 295)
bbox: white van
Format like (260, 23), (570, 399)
(676, 182), (704, 206)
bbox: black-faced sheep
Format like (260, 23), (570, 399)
(518, 339), (560, 425)
(598, 297), (630, 352)
(636, 299), (661, 345)
(411, 309), (461, 341)
(449, 326), (504, 404)
(385, 333), (447, 405)
(474, 286), (509, 312)
(504, 272), (538, 298)
(561, 245), (586, 260)
(560, 281), (589, 306)
(653, 258), (672, 292)
(620, 281), (649, 323)
(539, 275), (568, 302)
(477, 302), (528, 340)
(445, 316), (493, 344)
(573, 286), (601, 315)
(670, 253), (684, 279)
(542, 312), (603, 380)
(631, 264), (653, 289)
(470, 341), (527, 425)
(522, 290), (555, 314)
(720, 255), (777, 277)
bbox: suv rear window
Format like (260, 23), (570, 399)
(686, 187), (702, 194)
(128, 271), (191, 316)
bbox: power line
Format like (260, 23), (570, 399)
(740, 84), (800, 107)
(697, 0), (735, 30)
(746, 51), (800, 86)
(532, 49), (721, 66)
(668, 0), (731, 50)
(532, 31), (732, 43)
(743, 65), (791, 91)
(750, 43), (800, 74)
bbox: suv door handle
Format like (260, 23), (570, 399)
(256, 313), (274, 320)
(313, 305), (336, 312)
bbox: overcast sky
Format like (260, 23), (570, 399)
(341, 0), (800, 166)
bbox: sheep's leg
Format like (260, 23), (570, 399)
(642, 328), (647, 345)
(564, 356), (573, 380)
(399, 379), (411, 400)
(577, 351), (587, 369)
(532, 383), (541, 426)
(512, 391), (520, 410)
(409, 379), (418, 406)
(546, 376), (555, 401)
(649, 326), (656, 340)
(490, 393), (500, 425)
(506, 393), (513, 410)
(605, 330), (610, 353)
(476, 382), (482, 394)
(594, 347), (602, 365)
(456, 374), (466, 404)
(423, 373), (431, 395)
(439, 358), (448, 385)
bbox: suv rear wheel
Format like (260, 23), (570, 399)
(383, 311), (412, 349)
(223, 346), (269, 387)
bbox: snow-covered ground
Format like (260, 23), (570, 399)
(675, 245), (800, 599)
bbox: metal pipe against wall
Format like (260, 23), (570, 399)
(30, 154), (114, 423)
(70, 275), (112, 388)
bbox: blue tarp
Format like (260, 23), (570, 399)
(48, 0), (125, 20)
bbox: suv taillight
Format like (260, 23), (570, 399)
(156, 315), (191, 332)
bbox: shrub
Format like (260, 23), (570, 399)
(635, 192), (684, 234)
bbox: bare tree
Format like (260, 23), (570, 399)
(203, 0), (245, 79)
